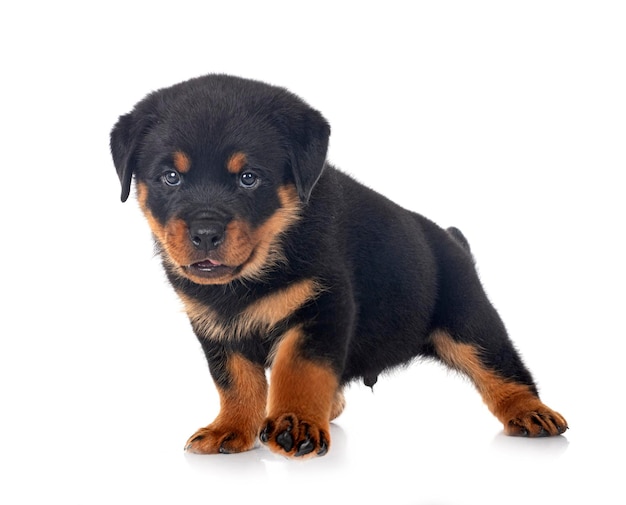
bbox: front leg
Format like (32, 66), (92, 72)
(185, 347), (267, 454)
(260, 326), (341, 458)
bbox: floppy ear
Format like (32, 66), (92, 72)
(110, 111), (154, 202)
(283, 106), (331, 203)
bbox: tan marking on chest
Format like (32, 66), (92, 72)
(177, 278), (319, 341)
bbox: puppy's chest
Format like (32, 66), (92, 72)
(176, 279), (319, 341)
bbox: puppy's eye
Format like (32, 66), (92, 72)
(239, 171), (259, 189)
(162, 170), (182, 187)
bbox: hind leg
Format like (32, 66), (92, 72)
(431, 330), (567, 437)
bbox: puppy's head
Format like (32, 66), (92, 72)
(110, 75), (330, 285)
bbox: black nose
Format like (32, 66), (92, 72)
(188, 221), (225, 251)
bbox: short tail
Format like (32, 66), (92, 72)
(446, 226), (471, 253)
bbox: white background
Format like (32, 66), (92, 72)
(1, 1), (624, 503)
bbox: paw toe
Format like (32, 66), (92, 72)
(295, 436), (314, 457)
(316, 434), (328, 456)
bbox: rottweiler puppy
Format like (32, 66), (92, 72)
(110, 74), (567, 458)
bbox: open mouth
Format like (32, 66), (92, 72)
(185, 258), (237, 280)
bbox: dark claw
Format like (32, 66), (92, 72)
(295, 437), (314, 457)
(185, 435), (203, 451)
(537, 427), (549, 437)
(276, 430), (294, 452)
(317, 437), (328, 456)
(259, 425), (270, 443)
(219, 434), (235, 453)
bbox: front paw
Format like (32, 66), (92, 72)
(260, 414), (329, 458)
(185, 424), (257, 454)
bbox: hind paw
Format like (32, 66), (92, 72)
(504, 405), (568, 437)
